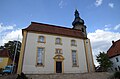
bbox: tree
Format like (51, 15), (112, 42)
(4, 41), (21, 62)
(0, 40), (21, 72)
(96, 52), (112, 72)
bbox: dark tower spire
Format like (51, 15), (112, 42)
(72, 10), (87, 37)
(72, 9), (84, 26)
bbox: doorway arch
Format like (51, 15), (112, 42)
(53, 55), (64, 73)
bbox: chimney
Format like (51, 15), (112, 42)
(112, 41), (115, 46)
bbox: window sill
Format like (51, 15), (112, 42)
(71, 44), (77, 46)
(55, 43), (62, 45)
(72, 65), (79, 67)
(38, 41), (46, 43)
(55, 52), (63, 54)
(35, 65), (44, 67)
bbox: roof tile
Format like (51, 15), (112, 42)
(0, 49), (9, 57)
(23, 22), (87, 39)
(107, 39), (120, 58)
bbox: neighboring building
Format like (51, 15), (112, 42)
(17, 10), (94, 74)
(107, 39), (120, 71)
(0, 49), (12, 69)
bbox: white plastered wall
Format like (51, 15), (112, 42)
(110, 55), (120, 71)
(22, 32), (89, 74)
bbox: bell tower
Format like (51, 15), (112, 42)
(72, 10), (87, 37)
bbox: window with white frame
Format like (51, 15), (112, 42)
(37, 47), (45, 66)
(55, 49), (62, 54)
(71, 40), (77, 46)
(72, 50), (78, 66)
(38, 36), (45, 43)
(55, 38), (62, 44)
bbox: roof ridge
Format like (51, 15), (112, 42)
(31, 22), (82, 32)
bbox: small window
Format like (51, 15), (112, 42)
(72, 50), (78, 66)
(55, 38), (62, 45)
(71, 40), (77, 46)
(118, 66), (120, 71)
(37, 47), (45, 66)
(38, 36), (45, 43)
(116, 57), (119, 62)
(55, 49), (62, 54)
(82, 28), (84, 32)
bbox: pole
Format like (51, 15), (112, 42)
(12, 35), (19, 74)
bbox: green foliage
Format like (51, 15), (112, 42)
(0, 40), (21, 63)
(96, 52), (113, 72)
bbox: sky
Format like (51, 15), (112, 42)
(0, 0), (120, 66)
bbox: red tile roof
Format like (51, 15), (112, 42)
(0, 49), (10, 57)
(23, 22), (87, 39)
(107, 39), (120, 58)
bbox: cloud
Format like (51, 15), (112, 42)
(108, 3), (114, 8)
(0, 23), (15, 33)
(95, 0), (103, 7)
(88, 29), (120, 66)
(0, 23), (22, 46)
(104, 24), (111, 31)
(114, 24), (120, 30)
(58, 0), (66, 8)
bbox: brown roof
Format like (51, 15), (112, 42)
(0, 49), (10, 57)
(107, 39), (120, 58)
(23, 22), (87, 39)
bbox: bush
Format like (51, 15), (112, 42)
(114, 72), (120, 79)
(16, 72), (28, 79)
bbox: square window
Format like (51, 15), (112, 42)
(71, 40), (77, 46)
(38, 36), (45, 43)
(56, 49), (62, 54)
(55, 38), (62, 45)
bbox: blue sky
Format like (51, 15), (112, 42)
(0, 0), (120, 66)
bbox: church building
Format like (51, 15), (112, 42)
(17, 10), (94, 74)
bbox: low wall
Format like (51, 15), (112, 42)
(0, 72), (113, 79)
(27, 72), (113, 79)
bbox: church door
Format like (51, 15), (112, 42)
(56, 61), (62, 73)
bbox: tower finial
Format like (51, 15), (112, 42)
(75, 9), (80, 18)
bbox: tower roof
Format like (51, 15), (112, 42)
(72, 10), (84, 26)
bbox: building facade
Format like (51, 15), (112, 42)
(107, 40), (120, 71)
(17, 10), (94, 74)
(0, 49), (12, 69)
